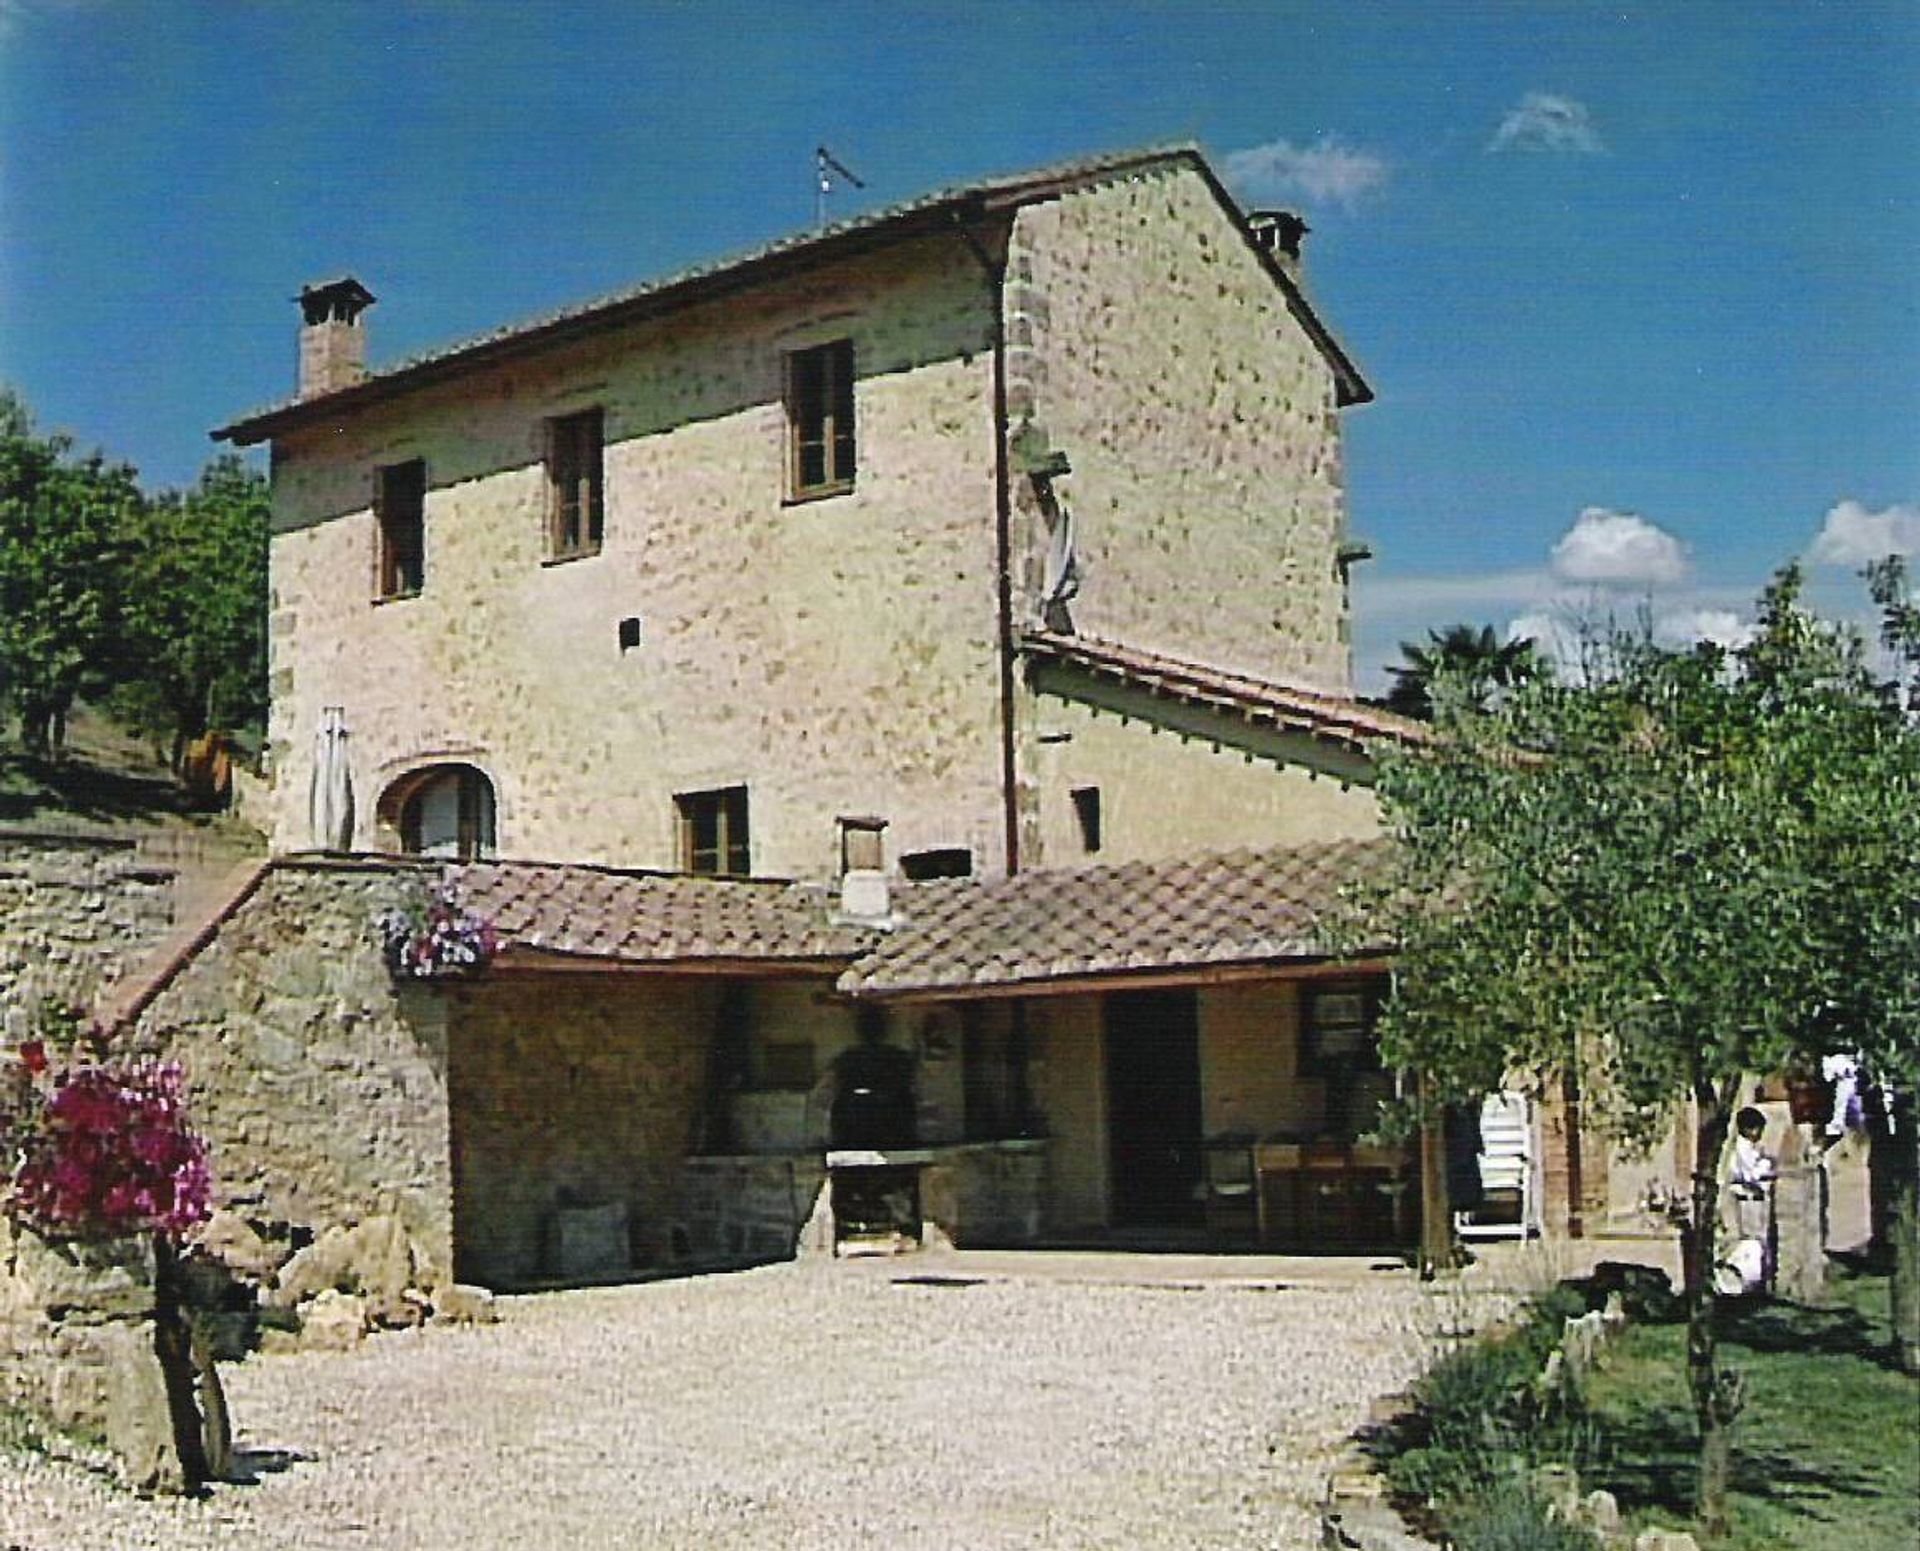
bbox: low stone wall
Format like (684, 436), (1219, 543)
(124, 860), (455, 1281)
(0, 1220), (188, 1492)
(0, 832), (176, 1040)
(679, 1154), (831, 1264)
(925, 1140), (1049, 1246)
(680, 1140), (1048, 1263)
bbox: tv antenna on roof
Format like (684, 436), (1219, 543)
(816, 145), (866, 230)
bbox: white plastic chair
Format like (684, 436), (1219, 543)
(1454, 1091), (1540, 1240)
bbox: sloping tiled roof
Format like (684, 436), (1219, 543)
(213, 143), (1369, 446)
(449, 859), (873, 965)
(1022, 631), (1431, 754)
(837, 839), (1393, 999)
(99, 844), (1397, 1031)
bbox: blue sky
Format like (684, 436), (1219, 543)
(2, 1), (1915, 689)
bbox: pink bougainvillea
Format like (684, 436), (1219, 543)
(6, 1052), (212, 1242)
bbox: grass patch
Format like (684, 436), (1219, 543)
(1374, 1265), (1919, 1551)
(0, 1400), (51, 1457)
(1583, 1266), (1919, 1550)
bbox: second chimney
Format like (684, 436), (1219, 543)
(837, 814), (892, 925)
(1245, 210), (1309, 282)
(297, 277), (376, 399)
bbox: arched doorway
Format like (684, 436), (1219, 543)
(379, 763), (497, 860)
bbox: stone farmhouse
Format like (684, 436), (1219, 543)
(79, 145), (1605, 1294)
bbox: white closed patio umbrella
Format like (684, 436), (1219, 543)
(309, 706), (355, 852)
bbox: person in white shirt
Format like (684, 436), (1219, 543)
(1715, 1107), (1776, 1296)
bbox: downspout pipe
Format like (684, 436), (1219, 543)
(953, 206), (1020, 876)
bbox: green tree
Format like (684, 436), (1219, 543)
(110, 454), (270, 769)
(1357, 567), (1920, 1535)
(1384, 622), (1544, 720)
(0, 390), (137, 753)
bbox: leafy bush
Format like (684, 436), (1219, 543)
(1450, 1479), (1600, 1551)
(1383, 1286), (1599, 1520)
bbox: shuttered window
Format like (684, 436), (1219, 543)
(375, 459), (426, 599)
(786, 339), (855, 498)
(547, 407), (605, 559)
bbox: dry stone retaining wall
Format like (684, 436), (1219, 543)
(0, 832), (176, 1041)
(0, 1220), (188, 1493)
(123, 859), (456, 1280)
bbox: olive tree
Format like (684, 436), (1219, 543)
(1358, 567), (1920, 1534)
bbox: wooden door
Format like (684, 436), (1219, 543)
(1105, 990), (1203, 1226)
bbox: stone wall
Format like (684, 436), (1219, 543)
(0, 833), (176, 1040)
(263, 160), (1368, 884)
(0, 1221), (187, 1492)
(265, 233), (1008, 878)
(1023, 690), (1382, 870)
(446, 974), (717, 1286)
(1008, 162), (1354, 695)
(679, 1154), (830, 1264)
(124, 860), (456, 1279)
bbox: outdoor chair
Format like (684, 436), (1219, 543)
(1453, 1090), (1541, 1240)
(1202, 1139), (1260, 1243)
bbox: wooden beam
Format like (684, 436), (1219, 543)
(490, 949), (847, 980)
(855, 952), (1394, 1005)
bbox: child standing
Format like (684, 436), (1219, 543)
(1715, 1106), (1776, 1296)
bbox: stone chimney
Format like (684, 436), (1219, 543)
(837, 815), (891, 925)
(1246, 211), (1309, 281)
(297, 277), (376, 399)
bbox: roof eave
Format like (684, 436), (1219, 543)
(212, 145), (1210, 448)
(843, 948), (1395, 1004)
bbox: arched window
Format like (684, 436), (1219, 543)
(381, 764), (497, 860)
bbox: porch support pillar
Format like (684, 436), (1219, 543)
(1417, 1092), (1452, 1279)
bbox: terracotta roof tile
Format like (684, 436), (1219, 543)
(1021, 631), (1431, 752)
(448, 860), (871, 965)
(837, 839), (1393, 998)
(215, 144), (1369, 447)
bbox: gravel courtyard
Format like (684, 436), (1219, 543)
(1, 1252), (1474, 1550)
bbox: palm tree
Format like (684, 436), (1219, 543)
(1384, 623), (1544, 720)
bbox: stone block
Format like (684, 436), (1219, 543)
(430, 1282), (499, 1325)
(549, 1202), (630, 1279)
(299, 1289), (368, 1350)
(9, 1231), (156, 1322)
(99, 1319), (188, 1494)
(192, 1209), (285, 1284)
(273, 1214), (422, 1319)
(1633, 1531), (1700, 1551)
(1578, 1488), (1621, 1537)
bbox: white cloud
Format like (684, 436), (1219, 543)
(1550, 507), (1689, 588)
(1221, 136), (1388, 211)
(1809, 499), (1920, 567)
(1655, 608), (1756, 651)
(1504, 610), (1583, 671)
(1489, 92), (1605, 155)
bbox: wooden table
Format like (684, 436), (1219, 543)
(1251, 1142), (1416, 1250)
